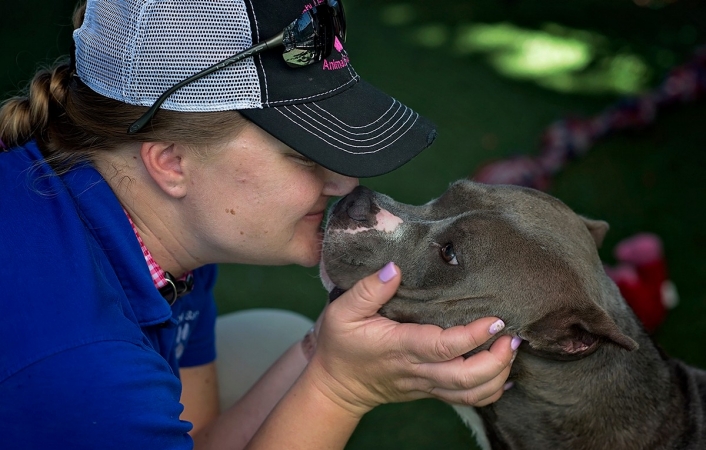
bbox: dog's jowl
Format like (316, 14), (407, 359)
(320, 181), (706, 450)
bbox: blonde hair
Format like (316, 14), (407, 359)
(0, 2), (247, 166)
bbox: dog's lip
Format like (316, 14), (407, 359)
(328, 286), (347, 302)
(319, 259), (348, 301)
(319, 257), (336, 291)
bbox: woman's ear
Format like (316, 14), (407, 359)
(139, 142), (188, 198)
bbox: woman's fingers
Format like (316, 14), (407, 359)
(330, 261), (515, 367)
(429, 368), (510, 407)
(411, 341), (514, 407)
(314, 261), (521, 409)
(396, 317), (511, 364)
(410, 335), (515, 391)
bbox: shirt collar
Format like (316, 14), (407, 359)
(123, 209), (175, 289)
(56, 153), (173, 326)
(123, 209), (195, 304)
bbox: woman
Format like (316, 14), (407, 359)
(0, 0), (518, 448)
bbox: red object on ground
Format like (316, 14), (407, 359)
(603, 233), (678, 333)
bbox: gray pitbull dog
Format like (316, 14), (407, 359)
(319, 181), (706, 450)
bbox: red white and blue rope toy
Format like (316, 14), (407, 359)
(473, 45), (706, 191)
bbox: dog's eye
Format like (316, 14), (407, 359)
(440, 243), (458, 265)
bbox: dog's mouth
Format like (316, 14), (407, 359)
(328, 286), (347, 302)
(319, 256), (348, 302)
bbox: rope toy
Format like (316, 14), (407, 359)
(473, 45), (706, 190)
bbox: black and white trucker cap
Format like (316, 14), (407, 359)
(73, 0), (437, 177)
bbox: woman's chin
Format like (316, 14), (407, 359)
(286, 242), (323, 268)
(298, 246), (323, 268)
(281, 228), (323, 267)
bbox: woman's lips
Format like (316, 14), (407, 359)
(304, 211), (325, 222)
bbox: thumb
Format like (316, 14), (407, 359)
(335, 262), (401, 321)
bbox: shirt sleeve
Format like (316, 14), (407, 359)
(0, 340), (194, 450)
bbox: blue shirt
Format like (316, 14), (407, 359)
(0, 141), (218, 449)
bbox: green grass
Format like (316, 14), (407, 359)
(4, 1), (706, 448)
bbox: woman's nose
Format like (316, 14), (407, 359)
(321, 168), (359, 197)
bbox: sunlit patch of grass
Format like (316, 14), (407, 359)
(414, 23), (450, 48)
(540, 52), (650, 94)
(457, 22), (593, 77)
(379, 7), (654, 96)
(453, 22), (650, 94)
(379, 3), (416, 26)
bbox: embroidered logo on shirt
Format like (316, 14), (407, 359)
(174, 310), (200, 360)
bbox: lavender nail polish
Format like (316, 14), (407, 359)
(511, 336), (523, 351)
(378, 262), (398, 283)
(489, 319), (505, 335)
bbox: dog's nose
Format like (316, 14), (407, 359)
(333, 185), (374, 222)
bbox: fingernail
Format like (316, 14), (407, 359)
(488, 319), (505, 335)
(378, 262), (398, 283)
(511, 336), (523, 351)
(503, 381), (514, 391)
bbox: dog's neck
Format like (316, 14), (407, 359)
(480, 305), (683, 450)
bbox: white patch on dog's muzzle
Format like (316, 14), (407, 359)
(337, 209), (404, 235)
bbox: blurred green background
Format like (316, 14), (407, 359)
(3, 0), (706, 448)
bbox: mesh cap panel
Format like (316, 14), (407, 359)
(72, 0), (438, 177)
(74, 0), (263, 111)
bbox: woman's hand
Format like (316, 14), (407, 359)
(306, 262), (517, 417)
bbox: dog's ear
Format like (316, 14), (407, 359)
(580, 216), (609, 248)
(522, 306), (638, 361)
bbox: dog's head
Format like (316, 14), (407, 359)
(320, 181), (638, 360)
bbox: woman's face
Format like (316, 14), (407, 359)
(184, 122), (359, 267)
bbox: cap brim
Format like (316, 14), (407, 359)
(240, 80), (436, 178)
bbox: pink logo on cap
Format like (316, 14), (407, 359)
(322, 55), (350, 70)
(302, 0), (324, 12)
(323, 37), (349, 70)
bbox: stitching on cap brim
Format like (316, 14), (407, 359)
(273, 102), (419, 154)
